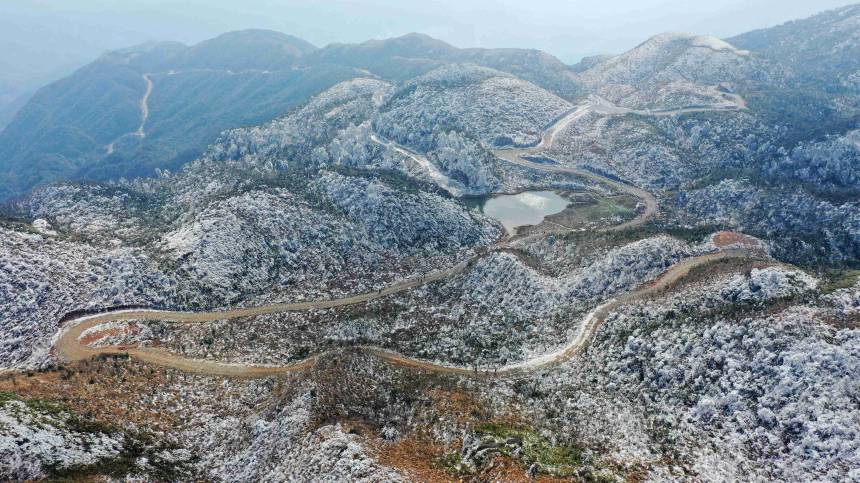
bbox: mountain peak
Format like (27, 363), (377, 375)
(639, 32), (750, 57)
(169, 29), (317, 71)
(397, 32), (441, 41)
(359, 32), (458, 55)
(190, 29), (317, 55)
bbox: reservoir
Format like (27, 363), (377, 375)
(466, 190), (571, 235)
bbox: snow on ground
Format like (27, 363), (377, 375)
(376, 64), (572, 148)
(190, 391), (405, 481)
(141, 234), (696, 368)
(0, 397), (123, 480)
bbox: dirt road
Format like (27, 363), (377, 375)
(56, 96), (751, 379)
(56, 246), (750, 379)
(135, 74), (153, 138)
(55, 260), (470, 375)
(105, 73), (153, 154)
(367, 248), (750, 378)
(489, 93), (746, 234)
(369, 133), (462, 196)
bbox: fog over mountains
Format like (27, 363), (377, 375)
(2, 4), (858, 201)
(1, 3), (859, 482)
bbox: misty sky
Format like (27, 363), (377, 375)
(0, 0), (856, 93)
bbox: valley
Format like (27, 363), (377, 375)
(52, 110), (657, 375)
(1, 4), (859, 481)
(54, 87), (724, 377)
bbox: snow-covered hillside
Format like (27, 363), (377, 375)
(0, 78), (502, 370)
(576, 33), (765, 108)
(2, 5), (860, 481)
(376, 64), (572, 148)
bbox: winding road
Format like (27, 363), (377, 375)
(105, 74), (153, 155)
(368, 248), (749, 378)
(104, 68), (276, 155)
(369, 133), (463, 196)
(56, 260), (470, 377)
(57, 95), (752, 379)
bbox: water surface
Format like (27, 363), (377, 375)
(467, 190), (570, 235)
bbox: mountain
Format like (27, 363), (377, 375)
(729, 4), (860, 88)
(0, 31), (581, 202)
(170, 29), (318, 71)
(575, 32), (766, 109)
(580, 32), (753, 84)
(574, 7), (860, 144)
(307, 32), (460, 79)
(2, 8), (860, 480)
(375, 64), (572, 148)
(728, 4), (860, 143)
(0, 30), (357, 201)
(307, 32), (579, 98)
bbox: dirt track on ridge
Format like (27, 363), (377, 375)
(56, 95), (755, 379)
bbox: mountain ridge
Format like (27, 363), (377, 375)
(1, 5), (858, 202)
(2, 5), (860, 481)
(0, 29), (583, 201)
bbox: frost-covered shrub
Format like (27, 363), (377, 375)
(376, 64), (571, 148)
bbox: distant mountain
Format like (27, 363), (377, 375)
(0, 30), (581, 201)
(0, 30), (357, 201)
(728, 4), (860, 143)
(575, 32), (766, 109)
(170, 30), (317, 71)
(308, 33), (459, 80)
(306, 33), (580, 98)
(729, 4), (860, 87)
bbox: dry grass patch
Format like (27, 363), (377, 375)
(0, 357), (179, 431)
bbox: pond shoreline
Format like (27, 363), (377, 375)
(464, 190), (575, 236)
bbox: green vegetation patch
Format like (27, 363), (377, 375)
(822, 269), (860, 294)
(436, 451), (466, 475)
(585, 195), (636, 218)
(474, 422), (585, 477)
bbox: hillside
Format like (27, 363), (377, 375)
(376, 64), (572, 147)
(0, 31), (582, 202)
(0, 30), (358, 201)
(729, 4), (860, 87)
(1, 78), (501, 368)
(728, 4), (860, 142)
(576, 32), (765, 109)
(1, 5), (860, 481)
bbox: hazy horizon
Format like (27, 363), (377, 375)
(3, 1), (857, 64)
(2, 2), (860, 479)
(0, 0), (856, 127)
